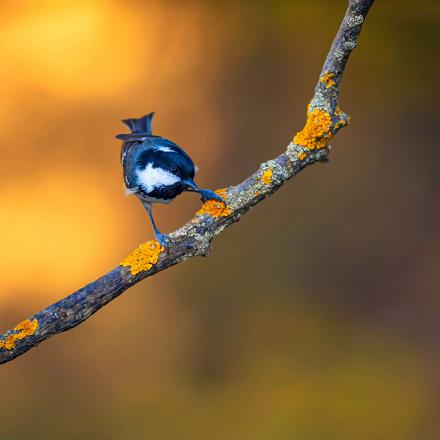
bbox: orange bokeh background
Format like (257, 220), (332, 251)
(1, 1), (439, 438)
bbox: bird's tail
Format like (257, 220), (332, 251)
(116, 112), (154, 140)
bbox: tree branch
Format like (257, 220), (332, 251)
(0, 0), (375, 365)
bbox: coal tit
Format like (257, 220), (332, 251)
(117, 113), (224, 247)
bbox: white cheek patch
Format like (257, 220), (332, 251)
(136, 163), (180, 192)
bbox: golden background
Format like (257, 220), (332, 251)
(0, 1), (439, 438)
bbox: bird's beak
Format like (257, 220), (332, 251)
(184, 179), (199, 192)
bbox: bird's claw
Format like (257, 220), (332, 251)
(154, 232), (170, 248)
(199, 189), (226, 205)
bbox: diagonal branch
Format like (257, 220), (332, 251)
(0, 0), (375, 365)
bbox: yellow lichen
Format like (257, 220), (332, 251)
(320, 71), (335, 89)
(121, 240), (164, 275)
(261, 169), (273, 185)
(14, 319), (39, 340)
(334, 119), (347, 130)
(293, 107), (332, 150)
(333, 106), (350, 130)
(196, 188), (231, 218)
(0, 335), (16, 350)
(298, 152), (307, 160)
(0, 318), (39, 350)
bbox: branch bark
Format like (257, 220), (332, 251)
(0, 0), (375, 365)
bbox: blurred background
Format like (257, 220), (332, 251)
(0, 0), (439, 438)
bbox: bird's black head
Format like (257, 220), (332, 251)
(138, 137), (196, 185)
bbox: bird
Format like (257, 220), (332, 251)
(117, 112), (224, 247)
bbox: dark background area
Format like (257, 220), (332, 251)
(0, 1), (439, 438)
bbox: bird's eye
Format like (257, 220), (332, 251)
(171, 166), (179, 175)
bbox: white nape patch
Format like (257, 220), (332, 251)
(156, 146), (175, 153)
(136, 162), (179, 192)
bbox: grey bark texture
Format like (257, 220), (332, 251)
(0, 0), (375, 365)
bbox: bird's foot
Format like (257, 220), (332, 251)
(199, 189), (226, 205)
(154, 232), (170, 248)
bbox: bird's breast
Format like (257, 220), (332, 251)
(136, 163), (180, 192)
(133, 164), (184, 204)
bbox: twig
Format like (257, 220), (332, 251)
(0, 0), (375, 365)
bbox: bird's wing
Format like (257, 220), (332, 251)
(121, 141), (141, 190)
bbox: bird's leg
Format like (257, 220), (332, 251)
(143, 202), (170, 247)
(199, 189), (225, 205)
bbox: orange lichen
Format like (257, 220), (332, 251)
(196, 188), (231, 218)
(334, 119), (347, 130)
(293, 107), (332, 150)
(320, 71), (335, 89)
(120, 240), (164, 275)
(0, 318), (39, 350)
(261, 169), (273, 185)
(298, 152), (307, 161)
(14, 319), (39, 339)
(333, 106), (350, 130)
(0, 335), (16, 350)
